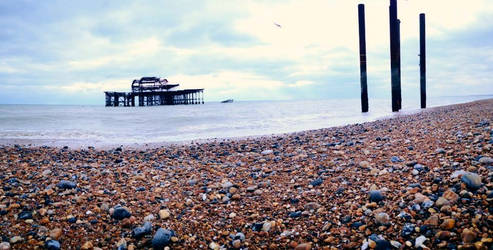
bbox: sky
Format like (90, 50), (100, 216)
(0, 0), (492, 104)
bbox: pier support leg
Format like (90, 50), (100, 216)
(420, 13), (426, 109)
(358, 4), (369, 113)
(389, 0), (401, 112)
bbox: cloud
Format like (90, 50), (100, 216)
(0, 0), (492, 104)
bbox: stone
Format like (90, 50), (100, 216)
(45, 240), (61, 250)
(309, 178), (323, 186)
(232, 239), (241, 248)
(369, 190), (384, 202)
(424, 215), (439, 226)
(221, 181), (233, 189)
(132, 221), (152, 239)
(461, 228), (476, 243)
(295, 243), (312, 250)
(234, 232), (245, 241)
(116, 238), (127, 250)
(479, 156), (493, 164)
(413, 193), (429, 204)
(450, 170), (467, 179)
(246, 186), (257, 192)
(159, 209), (170, 219)
(401, 223), (415, 237)
(461, 172), (482, 190)
(359, 161), (370, 168)
(375, 212), (390, 225)
(112, 206), (131, 220)
(209, 241), (219, 250)
(56, 180), (77, 190)
(49, 228), (62, 240)
(390, 240), (401, 248)
(262, 221), (272, 232)
(436, 231), (452, 240)
(391, 156), (401, 163)
(261, 150), (273, 155)
(18, 210), (32, 220)
(442, 189), (459, 203)
(435, 197), (450, 207)
(152, 228), (174, 250)
(435, 148), (446, 154)
(0, 242), (10, 250)
(81, 241), (93, 249)
(440, 219), (455, 230)
(144, 214), (155, 221)
(415, 235), (427, 248)
(9, 237), (23, 244)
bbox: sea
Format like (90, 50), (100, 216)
(0, 95), (491, 148)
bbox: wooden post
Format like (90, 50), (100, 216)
(420, 13), (426, 109)
(397, 19), (402, 110)
(389, 0), (401, 112)
(358, 4), (369, 113)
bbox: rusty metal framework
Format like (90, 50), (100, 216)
(104, 77), (204, 107)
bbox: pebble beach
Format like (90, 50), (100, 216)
(0, 99), (492, 250)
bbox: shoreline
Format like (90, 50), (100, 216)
(0, 99), (490, 150)
(0, 98), (491, 249)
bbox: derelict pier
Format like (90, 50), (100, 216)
(104, 77), (204, 107)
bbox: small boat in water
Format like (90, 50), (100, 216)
(221, 99), (233, 103)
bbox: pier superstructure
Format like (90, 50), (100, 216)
(104, 77), (204, 107)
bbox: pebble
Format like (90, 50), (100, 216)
(375, 212), (390, 225)
(81, 241), (93, 249)
(368, 190), (384, 202)
(435, 197), (450, 207)
(45, 240), (61, 250)
(479, 156), (493, 164)
(435, 148), (446, 154)
(460, 172), (482, 190)
(440, 219), (455, 230)
(461, 228), (476, 243)
(262, 221), (272, 232)
(112, 206), (131, 220)
(159, 209), (170, 219)
(359, 161), (370, 168)
(144, 214), (155, 221)
(261, 149), (273, 155)
(424, 215), (439, 226)
(17, 210), (32, 220)
(442, 189), (459, 203)
(56, 180), (77, 190)
(152, 228), (174, 250)
(49, 228), (62, 240)
(415, 235), (427, 248)
(390, 240), (401, 248)
(295, 243), (312, 250)
(401, 223), (415, 237)
(309, 178), (323, 186)
(209, 241), (219, 250)
(9, 237), (23, 244)
(0, 242), (10, 250)
(132, 221), (152, 239)
(232, 239), (241, 248)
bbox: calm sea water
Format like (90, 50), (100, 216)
(0, 96), (491, 147)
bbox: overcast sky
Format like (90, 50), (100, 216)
(0, 0), (492, 104)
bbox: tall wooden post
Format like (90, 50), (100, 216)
(420, 13), (426, 109)
(397, 19), (402, 110)
(358, 4), (369, 113)
(389, 0), (401, 112)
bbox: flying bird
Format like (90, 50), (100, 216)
(274, 22), (282, 28)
